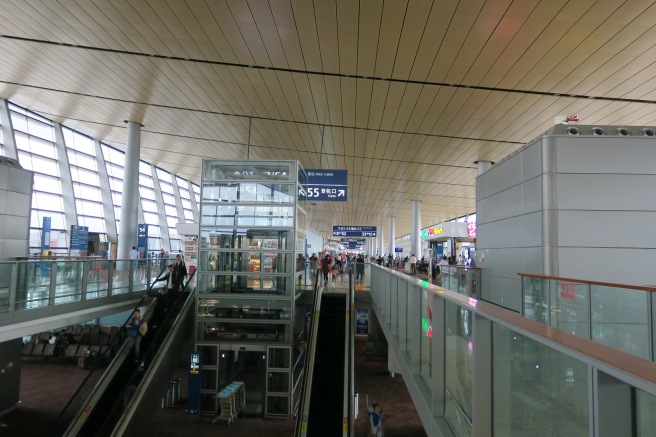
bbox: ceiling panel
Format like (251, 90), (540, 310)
(0, 0), (655, 238)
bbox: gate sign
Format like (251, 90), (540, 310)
(304, 169), (347, 201)
(341, 238), (366, 244)
(333, 226), (377, 237)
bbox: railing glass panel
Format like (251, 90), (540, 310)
(636, 388), (656, 436)
(590, 284), (650, 360)
(420, 287), (431, 386)
(0, 262), (12, 313)
(444, 300), (473, 436)
(521, 274), (654, 360)
(492, 324), (589, 436)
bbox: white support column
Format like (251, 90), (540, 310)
(474, 160), (494, 176)
(117, 121), (141, 260)
(170, 174), (186, 225)
(150, 164), (170, 253)
(411, 200), (421, 259)
(53, 123), (78, 239)
(0, 99), (18, 159)
(189, 183), (199, 223)
(94, 140), (117, 244)
(378, 224), (384, 256)
(388, 216), (395, 255)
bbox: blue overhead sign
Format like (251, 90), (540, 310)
(333, 226), (377, 237)
(304, 169), (347, 201)
(341, 238), (366, 244)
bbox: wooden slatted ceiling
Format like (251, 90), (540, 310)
(1, 0), (656, 237)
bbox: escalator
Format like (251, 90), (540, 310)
(296, 266), (355, 437)
(53, 271), (196, 437)
(305, 293), (347, 436)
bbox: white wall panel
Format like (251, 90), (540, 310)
(480, 271), (521, 312)
(521, 211), (542, 247)
(484, 152), (523, 198)
(476, 174), (487, 201)
(556, 174), (656, 211)
(481, 184), (524, 223)
(556, 137), (656, 174)
(558, 247), (656, 286)
(7, 167), (33, 195)
(3, 215), (28, 239)
(558, 210), (656, 248)
(521, 141), (542, 182)
(521, 176), (542, 214)
(0, 190), (5, 215)
(5, 192), (30, 216)
(477, 216), (523, 248)
(0, 167), (7, 190)
(520, 246), (543, 276)
(476, 198), (487, 225)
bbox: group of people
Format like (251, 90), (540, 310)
(126, 254), (188, 362)
(311, 252), (367, 284)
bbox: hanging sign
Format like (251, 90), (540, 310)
(304, 169), (347, 201)
(332, 226), (377, 237)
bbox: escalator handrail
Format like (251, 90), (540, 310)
(54, 262), (174, 434)
(110, 269), (198, 436)
(346, 265), (355, 436)
(65, 268), (197, 436)
(295, 269), (323, 437)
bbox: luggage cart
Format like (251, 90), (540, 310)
(212, 381), (245, 426)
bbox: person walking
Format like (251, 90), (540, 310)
(126, 309), (147, 362)
(409, 254), (417, 275)
(356, 254), (365, 282)
(369, 403), (383, 436)
(173, 254), (187, 291)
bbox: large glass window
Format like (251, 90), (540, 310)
(6, 101), (199, 255)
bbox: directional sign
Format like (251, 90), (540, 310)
(341, 238), (366, 244)
(333, 226), (377, 237)
(304, 169), (347, 201)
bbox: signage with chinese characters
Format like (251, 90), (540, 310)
(560, 282), (577, 300)
(395, 247), (403, 253)
(70, 225), (89, 257)
(341, 238), (366, 244)
(421, 227), (444, 239)
(467, 221), (477, 238)
(332, 226), (377, 237)
(304, 169), (348, 201)
(187, 352), (202, 414)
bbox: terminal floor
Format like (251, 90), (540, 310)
(3, 336), (426, 437)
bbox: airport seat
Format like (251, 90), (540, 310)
(22, 343), (35, 356)
(65, 344), (79, 358)
(43, 344), (56, 357)
(32, 343), (45, 356)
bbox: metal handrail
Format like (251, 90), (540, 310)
(518, 272), (656, 293)
(294, 270), (323, 437)
(54, 264), (172, 435)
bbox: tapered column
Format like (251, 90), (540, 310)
(117, 121), (142, 261)
(388, 216), (395, 255)
(411, 200), (421, 258)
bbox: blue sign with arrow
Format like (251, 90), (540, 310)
(304, 169), (347, 201)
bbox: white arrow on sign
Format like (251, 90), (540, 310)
(338, 189), (345, 196)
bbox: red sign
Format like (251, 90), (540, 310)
(467, 221), (476, 238)
(560, 282), (577, 300)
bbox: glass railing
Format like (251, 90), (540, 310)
(369, 265), (656, 437)
(0, 258), (176, 317)
(519, 273), (656, 361)
(439, 265), (481, 297)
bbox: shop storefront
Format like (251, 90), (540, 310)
(421, 221), (476, 264)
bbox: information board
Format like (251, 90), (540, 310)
(332, 226), (377, 237)
(304, 169), (347, 201)
(70, 225), (89, 257)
